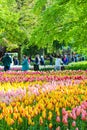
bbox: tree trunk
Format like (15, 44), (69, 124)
(18, 45), (22, 65)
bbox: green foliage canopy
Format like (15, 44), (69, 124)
(30, 0), (87, 50)
(0, 0), (87, 53)
(0, 0), (36, 50)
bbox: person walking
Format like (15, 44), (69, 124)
(62, 55), (68, 65)
(1, 53), (12, 71)
(49, 55), (53, 65)
(40, 55), (45, 65)
(54, 55), (63, 71)
(34, 54), (40, 71)
(13, 56), (19, 65)
(22, 55), (29, 71)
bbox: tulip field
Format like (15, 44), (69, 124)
(0, 70), (87, 130)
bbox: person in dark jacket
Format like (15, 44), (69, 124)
(49, 55), (53, 65)
(34, 54), (40, 71)
(13, 56), (19, 65)
(40, 55), (45, 65)
(1, 53), (12, 71)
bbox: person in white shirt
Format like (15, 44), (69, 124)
(54, 55), (63, 71)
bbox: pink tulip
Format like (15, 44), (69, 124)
(76, 108), (81, 116)
(68, 112), (72, 118)
(62, 116), (68, 125)
(56, 126), (60, 130)
(83, 101), (87, 108)
(72, 121), (76, 127)
(81, 113), (86, 121)
(62, 108), (67, 115)
(72, 112), (77, 120)
(56, 116), (60, 123)
(81, 104), (86, 110)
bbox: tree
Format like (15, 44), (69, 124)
(0, 0), (37, 63)
(30, 0), (87, 51)
(0, 0), (87, 56)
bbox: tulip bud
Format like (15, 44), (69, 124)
(72, 121), (76, 127)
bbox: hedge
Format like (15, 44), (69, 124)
(65, 61), (87, 70)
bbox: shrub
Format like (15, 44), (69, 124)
(65, 61), (87, 70)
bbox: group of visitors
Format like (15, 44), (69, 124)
(0, 53), (45, 71)
(0, 54), (29, 71)
(22, 54), (67, 71)
(21, 54), (45, 71)
(0, 52), (84, 71)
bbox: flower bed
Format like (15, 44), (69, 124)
(0, 70), (87, 130)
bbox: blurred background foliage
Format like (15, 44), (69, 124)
(0, 0), (87, 58)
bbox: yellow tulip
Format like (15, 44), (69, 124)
(42, 110), (46, 119)
(18, 117), (23, 124)
(39, 116), (43, 125)
(49, 123), (53, 129)
(0, 113), (3, 120)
